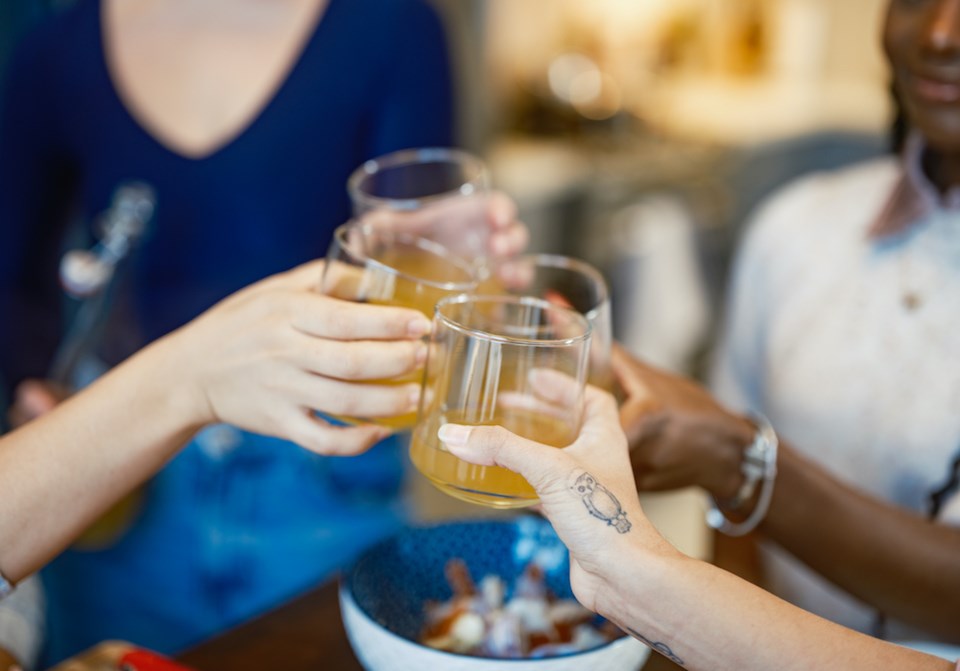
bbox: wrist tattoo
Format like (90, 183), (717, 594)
(572, 472), (631, 533)
(627, 627), (685, 666)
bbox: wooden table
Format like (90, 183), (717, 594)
(176, 578), (676, 671)
(178, 579), (361, 671)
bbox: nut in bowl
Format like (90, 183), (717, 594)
(339, 517), (650, 671)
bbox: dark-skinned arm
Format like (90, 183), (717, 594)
(616, 344), (960, 641)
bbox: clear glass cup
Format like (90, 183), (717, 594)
(494, 254), (613, 392)
(411, 294), (592, 509)
(320, 222), (481, 430)
(348, 147), (492, 265)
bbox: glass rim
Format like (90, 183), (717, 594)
(434, 293), (593, 348)
(331, 222), (479, 292)
(347, 147), (489, 212)
(512, 253), (610, 322)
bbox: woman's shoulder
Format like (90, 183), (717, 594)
(766, 156), (900, 210)
(744, 156), (901, 253)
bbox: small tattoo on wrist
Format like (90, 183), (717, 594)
(572, 472), (631, 533)
(627, 627), (685, 666)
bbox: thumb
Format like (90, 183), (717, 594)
(17, 380), (63, 418)
(438, 424), (568, 494)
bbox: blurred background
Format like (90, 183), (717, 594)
(429, 0), (892, 376)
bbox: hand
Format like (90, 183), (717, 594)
(612, 343), (754, 500)
(162, 259), (431, 456)
(7, 378), (70, 428)
(436, 382), (678, 615)
(482, 191), (528, 258)
(0, 647), (21, 671)
(359, 190), (528, 260)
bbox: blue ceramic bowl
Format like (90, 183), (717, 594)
(339, 517), (650, 671)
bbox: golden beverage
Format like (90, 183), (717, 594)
(323, 239), (476, 429)
(410, 406), (577, 507)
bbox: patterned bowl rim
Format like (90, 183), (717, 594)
(340, 518), (633, 663)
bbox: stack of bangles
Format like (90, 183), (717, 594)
(706, 413), (779, 537)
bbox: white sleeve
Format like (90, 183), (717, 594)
(0, 574), (45, 670)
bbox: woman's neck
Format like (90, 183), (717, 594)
(921, 147), (960, 195)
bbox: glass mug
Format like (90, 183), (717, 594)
(320, 222), (480, 429)
(348, 147), (492, 267)
(411, 294), (592, 508)
(495, 254), (613, 392)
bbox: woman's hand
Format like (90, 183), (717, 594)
(359, 190), (529, 260)
(612, 344), (755, 501)
(6, 379), (70, 429)
(0, 647), (20, 671)
(436, 383), (679, 615)
(162, 259), (431, 456)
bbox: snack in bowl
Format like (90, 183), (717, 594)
(339, 517), (650, 671)
(421, 559), (619, 658)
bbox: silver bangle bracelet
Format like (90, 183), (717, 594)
(706, 413), (779, 537)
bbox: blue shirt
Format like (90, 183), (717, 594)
(0, 0), (452, 661)
(0, 0), (452, 388)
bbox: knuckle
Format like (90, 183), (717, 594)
(388, 386), (416, 415)
(526, 469), (558, 494)
(265, 405), (291, 435)
(401, 342), (423, 374)
(337, 429), (379, 456)
(331, 393), (361, 417)
(332, 351), (365, 380)
(599, 388), (619, 411)
(323, 308), (350, 337)
(485, 425), (514, 454)
(299, 429), (334, 455)
(644, 447), (672, 472)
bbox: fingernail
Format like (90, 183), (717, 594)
(438, 424), (471, 447)
(415, 343), (429, 366)
(408, 317), (431, 338)
(491, 196), (510, 227)
(408, 385), (422, 409)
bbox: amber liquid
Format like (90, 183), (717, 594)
(410, 407), (576, 508)
(325, 243), (476, 430)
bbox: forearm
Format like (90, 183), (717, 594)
(0, 333), (206, 581)
(0, 648), (17, 670)
(598, 546), (952, 671)
(759, 444), (960, 639)
(671, 405), (960, 638)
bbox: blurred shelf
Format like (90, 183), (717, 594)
(644, 74), (890, 146)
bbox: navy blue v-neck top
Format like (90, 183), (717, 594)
(0, 0), (453, 391)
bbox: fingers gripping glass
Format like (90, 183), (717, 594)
(495, 254), (613, 392)
(412, 295), (592, 509)
(320, 222), (480, 430)
(348, 147), (493, 265)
